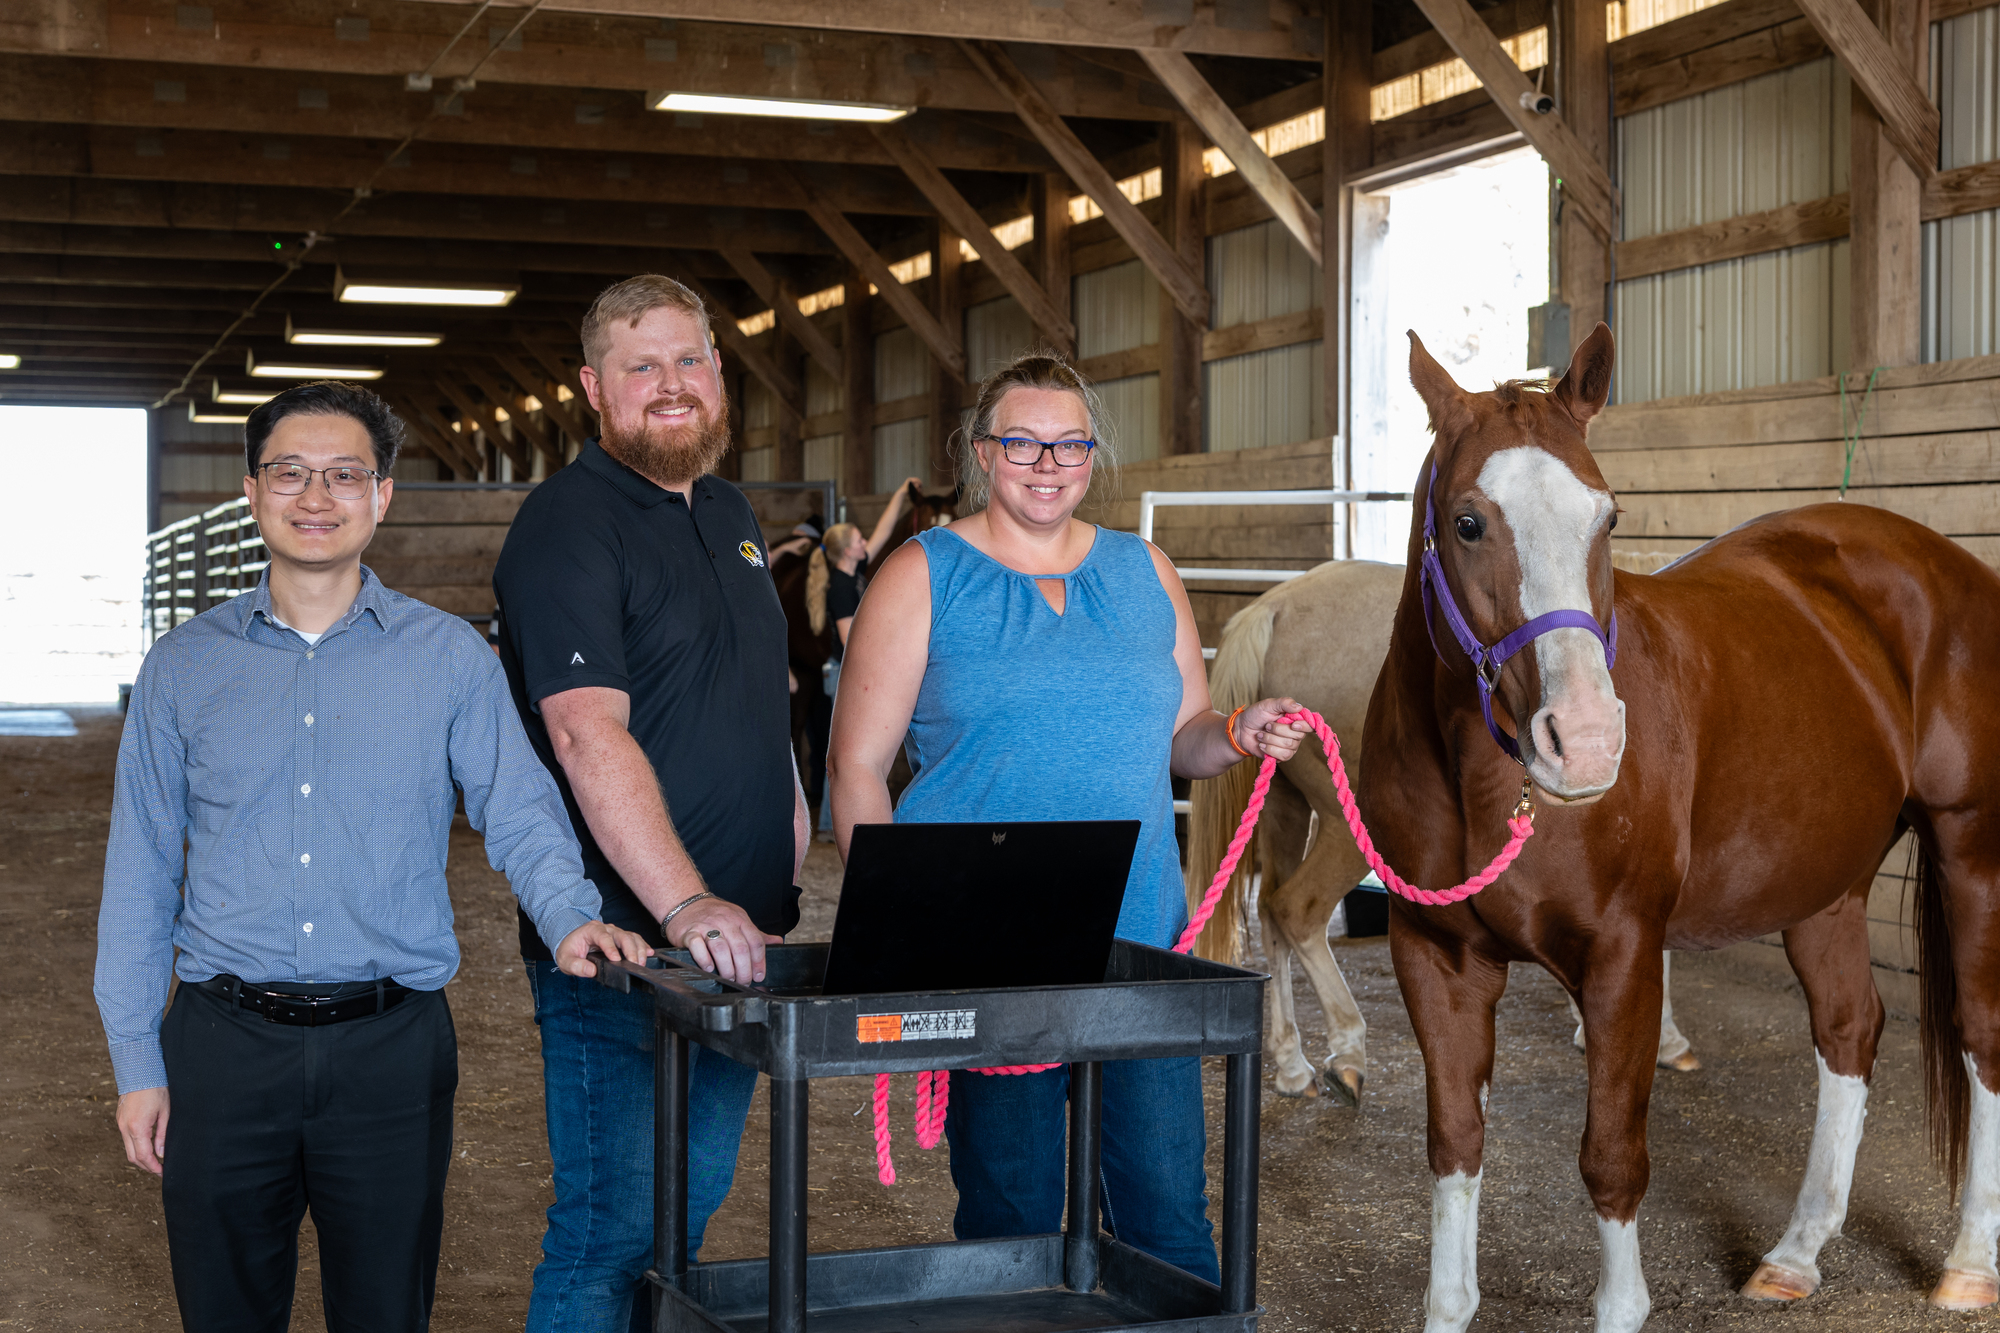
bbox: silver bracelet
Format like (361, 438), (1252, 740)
(659, 891), (717, 941)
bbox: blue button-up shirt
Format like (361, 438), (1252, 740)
(95, 566), (602, 1094)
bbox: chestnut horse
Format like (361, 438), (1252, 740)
(1362, 322), (2000, 1331)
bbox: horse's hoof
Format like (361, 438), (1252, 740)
(1740, 1262), (1816, 1301)
(1319, 1065), (1364, 1108)
(1271, 1067), (1318, 1098)
(1930, 1269), (2000, 1310)
(1660, 1049), (1702, 1072)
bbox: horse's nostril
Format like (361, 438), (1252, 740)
(1546, 717), (1564, 759)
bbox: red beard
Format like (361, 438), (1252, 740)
(598, 393), (731, 489)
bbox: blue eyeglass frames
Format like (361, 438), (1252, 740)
(982, 435), (1096, 467)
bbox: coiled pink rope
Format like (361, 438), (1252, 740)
(869, 708), (1537, 1184)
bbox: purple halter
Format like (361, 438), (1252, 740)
(1419, 461), (1618, 764)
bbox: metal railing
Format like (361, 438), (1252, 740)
(1137, 487), (1413, 584)
(143, 498), (267, 649)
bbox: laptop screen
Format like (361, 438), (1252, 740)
(820, 821), (1142, 997)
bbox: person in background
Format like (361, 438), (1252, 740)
(825, 352), (1308, 1283)
(95, 381), (649, 1333)
(492, 274), (809, 1333)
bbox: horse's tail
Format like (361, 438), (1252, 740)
(806, 547), (829, 636)
(1915, 835), (1970, 1198)
(1184, 596), (1280, 964)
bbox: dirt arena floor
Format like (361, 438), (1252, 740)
(0, 709), (1975, 1330)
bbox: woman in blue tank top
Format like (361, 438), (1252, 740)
(826, 353), (1308, 1283)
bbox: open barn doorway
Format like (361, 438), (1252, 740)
(0, 406), (148, 707)
(1349, 146), (1553, 563)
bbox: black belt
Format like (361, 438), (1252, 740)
(198, 975), (415, 1027)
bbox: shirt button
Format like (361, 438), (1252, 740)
(301, 784), (311, 796)
(304, 713), (314, 726)
(306, 650), (314, 660)
(303, 922), (314, 934)
(300, 853), (311, 865)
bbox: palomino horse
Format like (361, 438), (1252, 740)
(1185, 558), (1696, 1104)
(1362, 321), (2000, 1331)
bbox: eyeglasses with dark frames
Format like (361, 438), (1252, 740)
(255, 462), (382, 500)
(982, 435), (1096, 467)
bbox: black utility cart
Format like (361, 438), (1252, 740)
(594, 940), (1267, 1333)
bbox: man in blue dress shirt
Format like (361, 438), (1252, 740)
(94, 381), (651, 1333)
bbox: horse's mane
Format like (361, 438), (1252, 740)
(1490, 376), (1557, 403)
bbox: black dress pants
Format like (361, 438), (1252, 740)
(159, 982), (458, 1333)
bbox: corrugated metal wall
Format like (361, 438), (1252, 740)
(1096, 374), (1161, 462)
(875, 325), (930, 402)
(1614, 57), (1852, 401)
(739, 448), (775, 481)
(742, 376), (776, 430)
(806, 358), (842, 416)
(1204, 343), (1325, 452)
(1923, 6), (2000, 361)
(1207, 218), (1321, 327)
(803, 435), (841, 484)
(872, 418), (930, 493)
(966, 296), (1039, 380)
(1074, 260), (1160, 357)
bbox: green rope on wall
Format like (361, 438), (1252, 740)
(1839, 366), (1884, 500)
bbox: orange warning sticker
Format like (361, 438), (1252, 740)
(856, 1014), (903, 1043)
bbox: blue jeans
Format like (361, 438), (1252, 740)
(943, 1057), (1218, 1285)
(524, 961), (760, 1333)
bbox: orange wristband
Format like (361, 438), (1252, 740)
(1225, 706), (1254, 759)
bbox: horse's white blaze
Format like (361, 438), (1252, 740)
(1425, 1171), (1482, 1333)
(1762, 1052), (1869, 1283)
(1944, 1054), (2000, 1277)
(1474, 447), (1623, 798)
(1595, 1217), (1650, 1333)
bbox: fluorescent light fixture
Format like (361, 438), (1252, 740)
(287, 321), (443, 348)
(246, 351), (384, 381)
(650, 91), (912, 123)
(188, 401), (250, 424)
(335, 265), (518, 307)
(0, 354), (19, 369)
(211, 379), (277, 405)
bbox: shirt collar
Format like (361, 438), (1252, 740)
(237, 566), (395, 639)
(577, 437), (714, 510)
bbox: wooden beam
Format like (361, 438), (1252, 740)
(931, 216), (963, 484)
(1327, 0), (1372, 540)
(677, 272), (806, 425)
(385, 394), (479, 478)
(515, 335), (596, 428)
(403, 0), (1324, 60)
(433, 377), (529, 477)
(842, 268), (875, 498)
(9, 3), (1175, 123)
(1404, 0), (1618, 239)
(0, 53), (1057, 175)
(961, 40), (1210, 327)
(1615, 16), (1827, 116)
(1848, 0), (1927, 369)
(463, 362), (561, 466)
(1791, 0), (1940, 178)
(1138, 49), (1324, 268)
(719, 247), (842, 381)
(869, 123), (1076, 353)
(1374, 0), (1548, 84)
(787, 170), (966, 381)
(1032, 174), (1073, 359)
(1558, 0), (1612, 343)
(1159, 117), (1204, 457)
(492, 350), (590, 447)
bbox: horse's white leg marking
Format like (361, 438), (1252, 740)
(1425, 1170), (1483, 1333)
(1258, 901), (1316, 1096)
(1474, 447), (1624, 799)
(1655, 952), (1695, 1068)
(1752, 1052), (1868, 1292)
(1937, 1054), (2000, 1307)
(1595, 1217), (1651, 1332)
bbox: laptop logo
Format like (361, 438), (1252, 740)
(991, 831), (1006, 845)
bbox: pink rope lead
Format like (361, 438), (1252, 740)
(867, 708), (1538, 1184)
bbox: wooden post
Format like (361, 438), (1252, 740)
(1034, 173), (1074, 358)
(1160, 115), (1206, 456)
(1557, 0), (1612, 347)
(841, 268), (875, 499)
(1849, 0), (1927, 370)
(932, 217), (965, 485)
(773, 319), (804, 481)
(1325, 0), (1372, 555)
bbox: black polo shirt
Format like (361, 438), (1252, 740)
(493, 439), (799, 958)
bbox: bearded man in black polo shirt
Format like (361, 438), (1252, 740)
(493, 275), (807, 1333)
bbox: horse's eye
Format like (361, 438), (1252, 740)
(1455, 514), (1484, 543)
(1609, 510), (1619, 532)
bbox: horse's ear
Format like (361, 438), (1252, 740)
(1408, 331), (1473, 438)
(1554, 321), (1615, 427)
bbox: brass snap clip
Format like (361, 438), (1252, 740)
(1513, 779), (1537, 824)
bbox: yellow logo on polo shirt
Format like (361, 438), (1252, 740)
(739, 540), (765, 568)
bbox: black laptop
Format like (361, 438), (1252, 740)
(819, 821), (1142, 997)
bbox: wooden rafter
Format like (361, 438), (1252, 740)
(386, 394), (479, 478)
(784, 168), (967, 381)
(492, 350), (591, 445)
(960, 40), (1209, 326)
(870, 123), (1078, 351)
(1791, 0), (1940, 178)
(1404, 0), (1619, 239)
(463, 362), (560, 464)
(515, 335), (597, 428)
(1136, 49), (1323, 268)
(719, 247), (843, 381)
(677, 272), (806, 424)
(433, 377), (529, 476)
